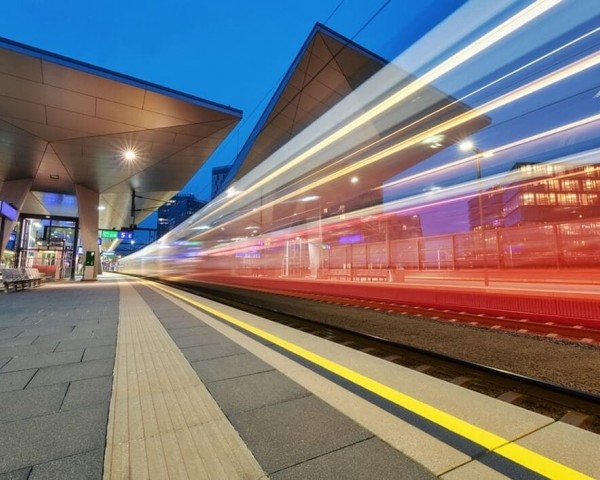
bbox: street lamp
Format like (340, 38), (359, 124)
(459, 140), (492, 286)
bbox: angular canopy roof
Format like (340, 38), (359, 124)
(218, 23), (388, 192)
(0, 37), (241, 230)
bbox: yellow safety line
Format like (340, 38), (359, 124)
(148, 280), (593, 480)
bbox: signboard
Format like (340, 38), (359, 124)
(118, 229), (133, 240)
(85, 251), (95, 266)
(102, 251), (115, 257)
(101, 230), (119, 239)
(0, 201), (18, 221)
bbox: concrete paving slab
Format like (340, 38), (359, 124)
(0, 383), (67, 423)
(0, 369), (36, 393)
(82, 345), (116, 361)
(0, 349), (83, 373)
(229, 394), (373, 474)
(271, 437), (436, 480)
(0, 357), (9, 369)
(0, 327), (25, 339)
(173, 332), (230, 348)
(0, 343), (58, 358)
(29, 448), (104, 480)
(180, 342), (247, 361)
(167, 326), (215, 338)
(0, 405), (108, 474)
(18, 325), (75, 337)
(191, 352), (274, 383)
(0, 336), (37, 346)
(0, 468), (31, 480)
(61, 375), (113, 411)
(207, 370), (310, 415)
(54, 337), (117, 352)
(27, 358), (114, 388)
(514, 422), (600, 479)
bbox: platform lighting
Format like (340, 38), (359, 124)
(123, 150), (137, 161)
(351, 176), (359, 184)
(97, 206), (106, 211)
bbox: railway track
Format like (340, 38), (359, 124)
(156, 278), (600, 434)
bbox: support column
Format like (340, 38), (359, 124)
(75, 184), (99, 281)
(0, 179), (33, 255)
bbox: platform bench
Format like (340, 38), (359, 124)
(1, 268), (28, 292)
(1, 268), (45, 292)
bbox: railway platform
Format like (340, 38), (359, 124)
(0, 273), (598, 479)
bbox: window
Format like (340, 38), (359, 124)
(520, 193), (535, 205)
(557, 193), (579, 206)
(544, 179), (561, 191)
(583, 179), (600, 191)
(535, 193), (556, 205)
(561, 179), (580, 191)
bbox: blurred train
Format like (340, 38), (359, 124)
(120, 3), (600, 328)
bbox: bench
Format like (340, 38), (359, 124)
(22, 268), (46, 286)
(327, 269), (352, 281)
(352, 269), (389, 282)
(1, 268), (45, 292)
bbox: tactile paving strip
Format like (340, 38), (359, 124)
(103, 281), (266, 479)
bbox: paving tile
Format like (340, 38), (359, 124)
(61, 376), (113, 411)
(82, 345), (115, 362)
(0, 336), (37, 347)
(230, 395), (372, 474)
(0, 405), (108, 474)
(0, 383), (67, 424)
(0, 327), (25, 339)
(54, 337), (116, 352)
(27, 358), (114, 388)
(166, 326), (213, 338)
(0, 369), (37, 393)
(207, 370), (309, 415)
(180, 342), (246, 361)
(0, 349), (83, 373)
(270, 437), (436, 480)
(0, 343), (58, 358)
(173, 332), (229, 348)
(0, 468), (31, 480)
(29, 448), (104, 480)
(191, 352), (274, 383)
(18, 325), (75, 337)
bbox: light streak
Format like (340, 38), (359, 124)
(196, 0), (560, 226)
(191, 50), (600, 241)
(382, 112), (600, 191)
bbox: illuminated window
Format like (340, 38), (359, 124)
(583, 179), (600, 191)
(561, 179), (580, 191)
(535, 193), (556, 205)
(544, 179), (561, 191)
(520, 193), (535, 205)
(582, 194), (599, 206)
(557, 193), (579, 205)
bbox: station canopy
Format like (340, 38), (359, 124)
(0, 37), (242, 230)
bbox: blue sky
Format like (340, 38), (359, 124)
(1, 0), (465, 205)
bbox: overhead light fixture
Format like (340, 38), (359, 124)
(300, 195), (320, 202)
(97, 206), (106, 211)
(123, 150), (137, 161)
(351, 176), (359, 184)
(50, 174), (60, 180)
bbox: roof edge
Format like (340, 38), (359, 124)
(216, 22), (388, 195)
(0, 36), (243, 118)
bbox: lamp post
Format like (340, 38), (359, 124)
(459, 141), (490, 286)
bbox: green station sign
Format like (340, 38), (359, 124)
(101, 229), (119, 239)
